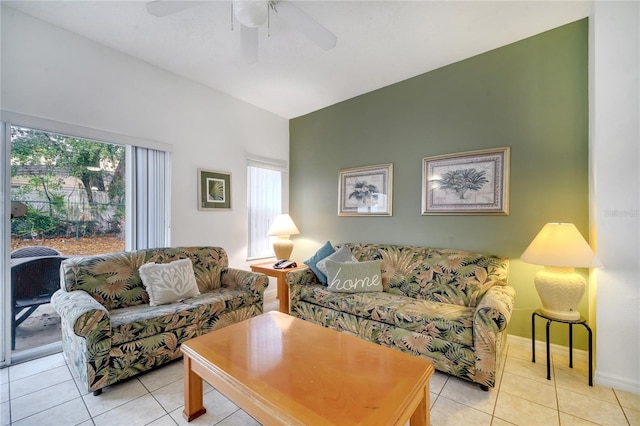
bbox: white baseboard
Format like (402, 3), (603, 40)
(507, 334), (589, 363)
(507, 334), (640, 394)
(595, 371), (640, 395)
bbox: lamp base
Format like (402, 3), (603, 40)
(272, 236), (294, 260)
(534, 267), (585, 321)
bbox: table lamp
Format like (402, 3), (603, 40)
(267, 214), (300, 260)
(521, 222), (601, 321)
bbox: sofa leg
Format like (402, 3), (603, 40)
(93, 389), (102, 396)
(479, 384), (489, 392)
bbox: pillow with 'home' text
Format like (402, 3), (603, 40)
(325, 259), (383, 293)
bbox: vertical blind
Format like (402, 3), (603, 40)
(247, 165), (282, 259)
(126, 146), (171, 250)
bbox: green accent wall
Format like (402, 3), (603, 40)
(289, 19), (589, 349)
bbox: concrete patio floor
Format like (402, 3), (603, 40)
(13, 303), (61, 353)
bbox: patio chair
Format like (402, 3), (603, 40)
(11, 246), (62, 258)
(11, 255), (67, 350)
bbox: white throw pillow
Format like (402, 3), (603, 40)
(316, 245), (358, 277)
(139, 258), (200, 306)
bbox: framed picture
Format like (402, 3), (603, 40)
(338, 163), (393, 216)
(198, 169), (231, 210)
(422, 147), (510, 215)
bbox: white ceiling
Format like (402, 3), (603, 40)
(4, 0), (592, 119)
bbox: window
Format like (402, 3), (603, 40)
(247, 162), (284, 260)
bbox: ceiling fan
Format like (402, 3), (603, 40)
(146, 0), (337, 63)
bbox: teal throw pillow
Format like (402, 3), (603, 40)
(325, 259), (383, 293)
(304, 241), (335, 284)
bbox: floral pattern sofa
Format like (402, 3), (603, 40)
(52, 247), (268, 395)
(286, 243), (515, 389)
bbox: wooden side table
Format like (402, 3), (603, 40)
(250, 262), (306, 314)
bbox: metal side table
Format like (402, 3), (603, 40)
(531, 309), (593, 386)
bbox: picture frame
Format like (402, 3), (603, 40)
(198, 169), (231, 210)
(338, 163), (393, 216)
(422, 147), (510, 215)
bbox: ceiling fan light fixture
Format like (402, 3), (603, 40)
(233, 1), (268, 28)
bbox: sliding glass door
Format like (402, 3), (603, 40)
(9, 125), (126, 356)
(2, 115), (171, 366)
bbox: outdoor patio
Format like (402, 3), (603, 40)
(12, 303), (61, 353)
(9, 237), (124, 354)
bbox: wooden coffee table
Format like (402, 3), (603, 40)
(182, 311), (434, 425)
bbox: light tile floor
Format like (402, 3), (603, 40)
(2, 297), (639, 426)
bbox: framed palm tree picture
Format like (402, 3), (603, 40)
(338, 163), (393, 216)
(422, 147), (510, 215)
(198, 169), (231, 210)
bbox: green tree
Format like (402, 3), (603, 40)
(11, 127), (125, 205)
(11, 126), (126, 238)
(11, 128), (65, 217)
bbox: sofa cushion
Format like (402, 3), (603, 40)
(392, 299), (474, 347)
(139, 259), (200, 306)
(341, 243), (508, 307)
(297, 284), (473, 346)
(185, 289), (259, 331)
(110, 288), (254, 345)
(292, 302), (478, 379)
(316, 246), (358, 277)
(110, 301), (198, 345)
(304, 241), (336, 284)
(60, 247), (229, 310)
(325, 260), (383, 293)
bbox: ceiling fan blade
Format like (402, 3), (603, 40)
(241, 24), (259, 64)
(146, 1), (200, 18)
(275, 1), (337, 51)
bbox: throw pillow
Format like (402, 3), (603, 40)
(139, 258), (200, 306)
(325, 259), (383, 293)
(316, 245), (358, 277)
(303, 241), (336, 284)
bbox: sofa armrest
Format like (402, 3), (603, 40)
(51, 289), (110, 337)
(285, 267), (319, 287)
(472, 284), (515, 388)
(221, 268), (269, 293)
(474, 285), (516, 333)
(52, 289), (112, 393)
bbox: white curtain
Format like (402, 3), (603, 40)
(126, 146), (171, 250)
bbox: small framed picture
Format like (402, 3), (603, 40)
(198, 169), (231, 210)
(422, 147), (510, 215)
(338, 163), (393, 216)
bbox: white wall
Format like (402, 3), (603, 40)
(1, 6), (289, 279)
(591, 1), (640, 394)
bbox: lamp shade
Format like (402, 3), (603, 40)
(267, 214), (300, 237)
(521, 223), (600, 268)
